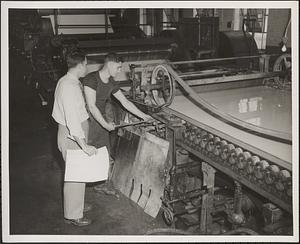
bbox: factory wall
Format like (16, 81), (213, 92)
(179, 8), (239, 31)
(266, 9), (291, 48)
(217, 9), (237, 31)
(180, 9), (194, 18)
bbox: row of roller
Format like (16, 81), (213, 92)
(181, 122), (292, 200)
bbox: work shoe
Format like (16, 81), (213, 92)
(94, 182), (119, 198)
(83, 203), (93, 213)
(64, 217), (92, 226)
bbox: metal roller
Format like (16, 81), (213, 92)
(204, 134), (214, 151)
(275, 181), (285, 192)
(237, 151), (251, 170)
(182, 123), (192, 141)
(246, 155), (260, 175)
(254, 160), (269, 180)
(278, 169), (291, 181)
(221, 143), (235, 161)
(193, 131), (202, 147)
(275, 170), (291, 191)
(182, 130), (190, 141)
(188, 126), (197, 144)
(206, 136), (220, 152)
(191, 125), (198, 131)
(228, 147), (243, 166)
(213, 139), (226, 156)
(199, 131), (209, 149)
(264, 165), (280, 185)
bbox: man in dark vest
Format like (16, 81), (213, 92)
(83, 52), (153, 196)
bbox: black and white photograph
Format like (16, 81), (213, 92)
(1, 1), (299, 242)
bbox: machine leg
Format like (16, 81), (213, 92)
(199, 162), (216, 234)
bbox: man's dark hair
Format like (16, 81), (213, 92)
(104, 52), (123, 64)
(66, 49), (86, 69)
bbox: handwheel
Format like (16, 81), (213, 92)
(273, 54), (291, 89)
(162, 206), (174, 226)
(151, 65), (175, 108)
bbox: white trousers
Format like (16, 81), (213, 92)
(57, 120), (89, 219)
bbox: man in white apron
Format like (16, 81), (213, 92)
(52, 50), (97, 226)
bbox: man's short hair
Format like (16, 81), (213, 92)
(66, 49), (86, 69)
(104, 52), (123, 64)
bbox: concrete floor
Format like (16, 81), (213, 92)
(8, 51), (168, 237)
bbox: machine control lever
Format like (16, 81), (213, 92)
(115, 120), (155, 129)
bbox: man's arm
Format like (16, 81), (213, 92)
(84, 86), (115, 131)
(112, 90), (153, 121)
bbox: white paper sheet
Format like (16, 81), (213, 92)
(65, 146), (109, 182)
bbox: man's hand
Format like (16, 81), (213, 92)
(74, 136), (97, 156)
(105, 122), (115, 132)
(83, 145), (97, 156)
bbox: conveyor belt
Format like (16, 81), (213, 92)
(199, 86), (292, 135)
(165, 64), (292, 144)
(167, 91), (292, 166)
